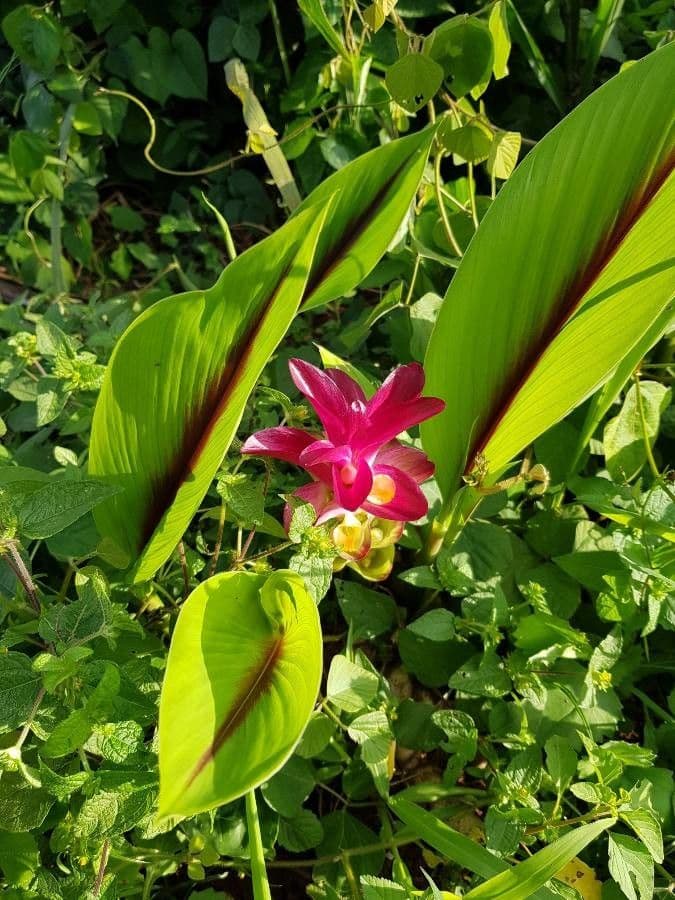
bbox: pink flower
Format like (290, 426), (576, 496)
(241, 359), (445, 527)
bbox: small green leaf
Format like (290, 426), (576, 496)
(335, 579), (398, 641)
(608, 833), (654, 900)
(487, 130), (521, 179)
(619, 808), (664, 863)
(158, 571), (322, 817)
(0, 831), (39, 888)
(261, 755), (314, 817)
(6, 478), (119, 540)
(0, 652), (42, 733)
(385, 53), (443, 113)
(438, 118), (493, 163)
(604, 381), (670, 480)
(2, 5), (62, 73)
(545, 735), (577, 792)
(278, 808), (323, 851)
(326, 655), (379, 713)
(424, 15), (494, 98)
(489, 1), (511, 79)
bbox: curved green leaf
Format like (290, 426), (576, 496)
(464, 818), (615, 900)
(89, 205), (326, 583)
(158, 570), (322, 818)
(90, 131), (434, 582)
(296, 127), (434, 310)
(422, 45), (675, 501)
(388, 797), (558, 900)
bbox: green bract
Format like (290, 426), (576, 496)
(158, 570), (322, 818)
(422, 44), (675, 500)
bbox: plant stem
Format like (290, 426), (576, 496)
(268, 0), (291, 84)
(434, 152), (463, 257)
(422, 486), (480, 561)
(50, 104), (74, 297)
(403, 254), (421, 306)
(633, 372), (661, 482)
(208, 502), (227, 577)
(177, 541), (190, 599)
(467, 162), (479, 229)
(245, 790), (272, 900)
(2, 541), (40, 613)
(341, 851), (361, 899)
(15, 687), (45, 751)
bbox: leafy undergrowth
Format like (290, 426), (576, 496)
(0, 2), (674, 899)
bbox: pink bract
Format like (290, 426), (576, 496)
(241, 359), (445, 526)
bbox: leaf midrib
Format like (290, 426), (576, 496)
(140, 262), (293, 551)
(466, 148), (675, 480)
(185, 634), (285, 789)
(301, 152), (413, 306)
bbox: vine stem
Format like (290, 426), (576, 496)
(268, 0), (291, 84)
(50, 104), (74, 297)
(177, 541), (190, 599)
(434, 151), (463, 258)
(245, 790), (272, 900)
(2, 541), (41, 613)
(632, 371), (675, 501)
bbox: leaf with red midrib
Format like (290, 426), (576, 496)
(89, 129), (435, 584)
(422, 44), (675, 499)
(158, 571), (322, 818)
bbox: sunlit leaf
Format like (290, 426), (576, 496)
(464, 818), (615, 899)
(422, 46), (675, 502)
(89, 205), (326, 582)
(158, 570), (322, 817)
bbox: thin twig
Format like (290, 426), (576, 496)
(633, 372), (675, 502)
(3, 542), (41, 613)
(208, 502), (227, 578)
(15, 687), (46, 750)
(434, 152), (463, 258)
(177, 541), (190, 600)
(93, 840), (111, 897)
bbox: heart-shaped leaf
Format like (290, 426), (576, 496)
(158, 570), (322, 818)
(422, 45), (675, 502)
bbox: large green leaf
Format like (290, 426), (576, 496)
(422, 45), (675, 504)
(158, 570), (321, 818)
(296, 127), (434, 310)
(464, 818), (615, 900)
(89, 205), (326, 583)
(90, 131), (433, 582)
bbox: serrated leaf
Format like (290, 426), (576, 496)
(278, 808), (323, 851)
(0, 652), (41, 733)
(620, 808), (663, 863)
(608, 833), (654, 900)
